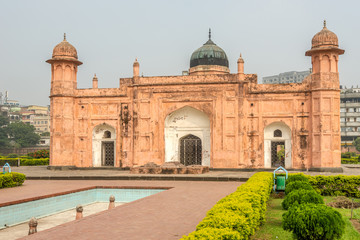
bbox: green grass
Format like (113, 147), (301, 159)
(252, 196), (360, 240)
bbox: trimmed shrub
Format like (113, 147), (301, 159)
(307, 175), (360, 197)
(285, 180), (313, 195)
(0, 173), (15, 188)
(282, 189), (324, 210)
(341, 158), (359, 164)
(341, 152), (351, 159)
(285, 173), (309, 185)
(11, 172), (26, 186)
(282, 203), (345, 240)
(0, 172), (26, 188)
(181, 172), (273, 239)
(20, 158), (49, 166)
(7, 153), (18, 158)
(182, 227), (242, 240)
(0, 159), (19, 167)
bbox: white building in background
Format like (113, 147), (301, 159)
(262, 70), (311, 84)
(340, 86), (360, 144)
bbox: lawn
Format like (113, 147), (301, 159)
(252, 196), (360, 240)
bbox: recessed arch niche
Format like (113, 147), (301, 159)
(164, 106), (210, 166)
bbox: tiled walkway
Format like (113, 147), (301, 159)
(1, 180), (241, 240)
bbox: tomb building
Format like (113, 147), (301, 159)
(47, 23), (344, 171)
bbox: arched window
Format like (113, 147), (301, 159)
(103, 131), (111, 139)
(274, 129), (282, 137)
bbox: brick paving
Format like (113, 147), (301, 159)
(1, 180), (240, 240)
(1, 165), (360, 239)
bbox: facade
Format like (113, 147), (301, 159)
(48, 23), (344, 170)
(33, 115), (50, 133)
(20, 105), (50, 134)
(340, 86), (360, 145)
(262, 70), (311, 84)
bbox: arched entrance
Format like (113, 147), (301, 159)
(164, 106), (210, 166)
(92, 124), (116, 167)
(264, 122), (292, 168)
(179, 134), (202, 165)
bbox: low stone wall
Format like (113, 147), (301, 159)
(130, 162), (209, 174)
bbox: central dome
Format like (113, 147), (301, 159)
(190, 31), (229, 68)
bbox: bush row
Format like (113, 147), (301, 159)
(282, 174), (345, 239)
(0, 150), (49, 159)
(181, 172), (273, 240)
(0, 158), (49, 167)
(341, 157), (359, 164)
(306, 175), (360, 198)
(0, 172), (26, 188)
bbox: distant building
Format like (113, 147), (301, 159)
(262, 70), (311, 84)
(340, 86), (360, 145)
(33, 115), (50, 133)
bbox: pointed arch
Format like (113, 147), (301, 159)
(92, 123), (116, 167)
(164, 106), (210, 166)
(264, 122), (292, 168)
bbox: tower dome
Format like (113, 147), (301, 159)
(47, 34), (82, 65)
(311, 20), (338, 49)
(189, 29), (229, 75)
(52, 33), (79, 60)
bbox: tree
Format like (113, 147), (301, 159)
(7, 122), (40, 147)
(353, 137), (360, 152)
(0, 115), (10, 147)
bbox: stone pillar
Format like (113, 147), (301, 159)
(133, 59), (139, 77)
(76, 205), (83, 220)
(237, 54), (244, 74)
(108, 195), (115, 210)
(28, 217), (38, 235)
(92, 74), (98, 89)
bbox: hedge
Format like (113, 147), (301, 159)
(0, 172), (26, 188)
(0, 158), (49, 166)
(20, 158), (49, 166)
(341, 158), (359, 164)
(306, 175), (360, 197)
(181, 172), (273, 240)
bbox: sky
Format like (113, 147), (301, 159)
(1, 0), (359, 106)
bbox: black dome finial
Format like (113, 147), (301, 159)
(209, 28), (211, 40)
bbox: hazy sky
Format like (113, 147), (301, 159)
(1, 0), (359, 106)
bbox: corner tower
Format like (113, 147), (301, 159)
(46, 34), (82, 166)
(306, 21), (344, 170)
(189, 29), (229, 75)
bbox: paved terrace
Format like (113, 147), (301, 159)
(0, 165), (359, 240)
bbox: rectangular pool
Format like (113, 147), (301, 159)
(0, 187), (166, 229)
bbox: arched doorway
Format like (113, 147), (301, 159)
(179, 134), (202, 166)
(92, 124), (116, 167)
(264, 122), (292, 168)
(164, 106), (210, 166)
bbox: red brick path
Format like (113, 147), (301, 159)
(0, 180), (241, 240)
